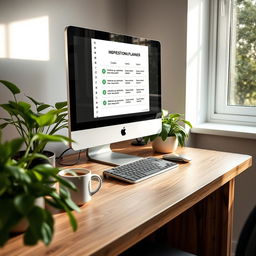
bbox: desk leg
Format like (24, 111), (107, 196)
(161, 179), (235, 256)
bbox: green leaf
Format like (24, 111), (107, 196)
(59, 187), (80, 212)
(49, 192), (78, 230)
(29, 182), (55, 197)
(60, 169), (77, 177)
(59, 186), (70, 199)
(32, 171), (43, 182)
(65, 197), (81, 212)
(27, 206), (44, 239)
(24, 227), (38, 245)
(0, 199), (22, 245)
(0, 173), (9, 195)
(44, 209), (54, 232)
(54, 107), (68, 114)
(14, 195), (35, 215)
(0, 80), (20, 95)
(176, 133), (185, 147)
(5, 166), (31, 183)
(30, 133), (73, 155)
(26, 95), (43, 106)
(55, 101), (67, 109)
(41, 222), (53, 245)
(25, 153), (49, 163)
(17, 101), (31, 111)
(33, 164), (59, 176)
(32, 111), (57, 127)
(0, 123), (9, 129)
(0, 103), (18, 116)
(55, 175), (77, 191)
(45, 198), (62, 210)
(37, 104), (51, 112)
(149, 134), (158, 142)
(0, 117), (14, 122)
(169, 113), (181, 119)
(0, 232), (9, 247)
(181, 119), (193, 128)
(7, 137), (24, 157)
(37, 134), (72, 145)
(48, 124), (68, 135)
(4, 101), (35, 128)
(66, 210), (78, 231)
(160, 123), (171, 141)
(55, 113), (68, 122)
(0, 138), (23, 165)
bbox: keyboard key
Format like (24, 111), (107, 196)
(103, 157), (178, 183)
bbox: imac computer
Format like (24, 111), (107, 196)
(65, 26), (162, 165)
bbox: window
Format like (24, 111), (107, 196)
(209, 0), (256, 125)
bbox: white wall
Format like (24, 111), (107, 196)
(0, 0), (127, 153)
(126, 0), (188, 114)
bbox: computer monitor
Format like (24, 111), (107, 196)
(65, 26), (162, 165)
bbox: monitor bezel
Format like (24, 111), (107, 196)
(65, 26), (161, 133)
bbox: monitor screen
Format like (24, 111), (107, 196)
(65, 26), (162, 154)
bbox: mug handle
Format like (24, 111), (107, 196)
(89, 174), (102, 196)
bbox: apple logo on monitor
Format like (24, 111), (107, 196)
(121, 127), (126, 136)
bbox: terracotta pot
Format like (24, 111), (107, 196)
(152, 136), (178, 153)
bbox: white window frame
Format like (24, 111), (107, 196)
(208, 0), (256, 126)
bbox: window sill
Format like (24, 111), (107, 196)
(191, 123), (256, 140)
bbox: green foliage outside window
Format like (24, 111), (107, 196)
(230, 0), (256, 106)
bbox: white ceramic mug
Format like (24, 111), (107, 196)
(59, 168), (102, 205)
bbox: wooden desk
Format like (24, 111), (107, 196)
(1, 141), (252, 256)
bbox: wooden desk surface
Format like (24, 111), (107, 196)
(1, 141), (252, 256)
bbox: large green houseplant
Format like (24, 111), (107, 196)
(145, 110), (192, 153)
(0, 80), (69, 157)
(0, 133), (80, 247)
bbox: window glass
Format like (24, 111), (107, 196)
(228, 0), (256, 107)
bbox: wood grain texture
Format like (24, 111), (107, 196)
(159, 179), (235, 256)
(0, 141), (252, 256)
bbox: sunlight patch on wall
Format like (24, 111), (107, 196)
(9, 16), (49, 61)
(186, 0), (208, 125)
(0, 16), (49, 61)
(0, 24), (6, 58)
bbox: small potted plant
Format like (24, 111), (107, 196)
(144, 110), (192, 153)
(0, 133), (80, 247)
(0, 80), (69, 166)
